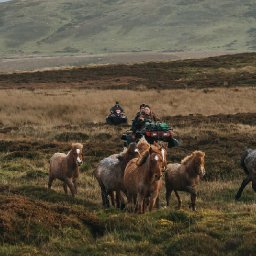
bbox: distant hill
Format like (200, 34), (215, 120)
(0, 0), (255, 57)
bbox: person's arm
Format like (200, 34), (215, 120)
(152, 112), (160, 122)
(119, 106), (124, 112)
(132, 114), (144, 131)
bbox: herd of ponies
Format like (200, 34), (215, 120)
(48, 138), (256, 213)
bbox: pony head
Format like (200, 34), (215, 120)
(181, 150), (206, 178)
(149, 151), (164, 181)
(151, 141), (168, 171)
(71, 143), (84, 166)
(193, 151), (206, 178)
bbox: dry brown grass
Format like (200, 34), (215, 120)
(0, 87), (255, 127)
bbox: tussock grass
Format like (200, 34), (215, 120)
(0, 87), (255, 126)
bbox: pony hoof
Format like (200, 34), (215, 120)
(120, 203), (126, 210)
(189, 204), (196, 210)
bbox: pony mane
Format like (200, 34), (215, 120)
(137, 136), (150, 153)
(181, 150), (205, 165)
(137, 136), (149, 146)
(71, 143), (83, 150)
(117, 147), (128, 160)
(136, 150), (150, 166)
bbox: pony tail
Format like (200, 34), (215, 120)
(136, 151), (150, 166)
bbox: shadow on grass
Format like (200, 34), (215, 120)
(201, 184), (256, 205)
(15, 185), (99, 209)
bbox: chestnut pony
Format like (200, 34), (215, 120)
(124, 141), (167, 213)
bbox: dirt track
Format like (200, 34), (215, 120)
(0, 51), (236, 73)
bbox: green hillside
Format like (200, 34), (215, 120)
(0, 0), (255, 57)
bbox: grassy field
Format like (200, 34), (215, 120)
(0, 54), (256, 255)
(0, 0), (256, 57)
(0, 87), (255, 126)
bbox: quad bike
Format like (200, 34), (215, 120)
(106, 109), (128, 125)
(121, 121), (180, 148)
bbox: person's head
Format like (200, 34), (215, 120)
(116, 101), (119, 105)
(144, 105), (151, 115)
(140, 103), (146, 113)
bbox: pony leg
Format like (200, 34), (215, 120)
(142, 198), (149, 213)
(190, 193), (197, 211)
(104, 191), (110, 208)
(166, 188), (173, 207)
(65, 178), (76, 197)
(126, 193), (133, 212)
(149, 196), (157, 212)
(73, 178), (78, 194)
(109, 191), (115, 207)
(116, 191), (121, 208)
(235, 176), (251, 200)
(174, 190), (182, 209)
(184, 186), (197, 211)
(63, 183), (68, 194)
(119, 191), (126, 210)
(136, 194), (144, 214)
(99, 186), (109, 208)
(133, 195), (138, 212)
(155, 196), (160, 209)
(48, 176), (54, 190)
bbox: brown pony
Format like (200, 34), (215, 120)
(165, 150), (205, 211)
(124, 145), (166, 214)
(48, 143), (83, 197)
(134, 137), (168, 209)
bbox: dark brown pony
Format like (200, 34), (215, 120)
(165, 150), (205, 211)
(235, 149), (256, 200)
(123, 145), (166, 214)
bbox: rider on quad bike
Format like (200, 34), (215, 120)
(123, 104), (180, 148)
(110, 101), (124, 114)
(106, 101), (127, 125)
(131, 104), (159, 132)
